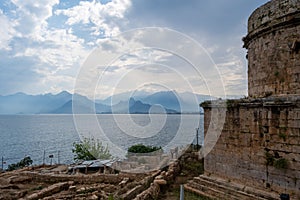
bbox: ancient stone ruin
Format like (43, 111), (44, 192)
(244, 0), (300, 98)
(185, 0), (300, 199)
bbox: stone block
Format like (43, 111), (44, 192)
(292, 145), (300, 154)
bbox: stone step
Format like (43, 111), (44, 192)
(184, 184), (219, 200)
(191, 177), (264, 200)
(196, 175), (279, 200)
(184, 175), (278, 200)
(185, 180), (240, 200)
(193, 176), (244, 192)
(186, 179), (247, 200)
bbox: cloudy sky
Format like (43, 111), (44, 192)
(0, 0), (269, 99)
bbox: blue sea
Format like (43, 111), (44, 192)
(0, 114), (203, 168)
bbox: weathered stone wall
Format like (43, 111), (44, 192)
(243, 0), (300, 97)
(202, 97), (300, 199)
(200, 0), (300, 199)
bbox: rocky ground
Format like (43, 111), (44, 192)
(0, 164), (155, 200)
(0, 147), (207, 200)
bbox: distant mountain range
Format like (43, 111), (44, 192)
(0, 90), (240, 114)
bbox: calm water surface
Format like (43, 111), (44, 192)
(0, 114), (203, 168)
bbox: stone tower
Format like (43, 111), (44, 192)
(243, 0), (300, 97)
(185, 1), (300, 199)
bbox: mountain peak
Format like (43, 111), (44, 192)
(0, 90), (211, 114)
(56, 91), (71, 96)
(12, 92), (27, 96)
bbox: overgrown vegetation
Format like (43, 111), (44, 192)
(7, 156), (33, 171)
(158, 146), (207, 200)
(274, 158), (288, 169)
(278, 132), (287, 141)
(226, 99), (239, 107)
(72, 138), (112, 161)
(180, 145), (204, 176)
(200, 101), (210, 107)
(180, 159), (204, 176)
(128, 144), (162, 154)
(265, 151), (288, 170)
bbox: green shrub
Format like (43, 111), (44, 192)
(265, 151), (288, 170)
(7, 156), (33, 171)
(72, 137), (112, 161)
(128, 144), (161, 153)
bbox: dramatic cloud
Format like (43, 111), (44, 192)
(0, 0), (269, 97)
(55, 0), (131, 36)
(11, 0), (59, 37)
(0, 9), (16, 50)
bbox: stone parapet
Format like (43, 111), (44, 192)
(244, 0), (300, 47)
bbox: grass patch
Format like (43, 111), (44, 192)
(108, 194), (114, 200)
(184, 191), (212, 200)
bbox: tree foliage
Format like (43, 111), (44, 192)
(128, 144), (162, 154)
(72, 138), (112, 161)
(7, 156), (33, 171)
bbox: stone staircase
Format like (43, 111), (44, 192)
(184, 175), (279, 200)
